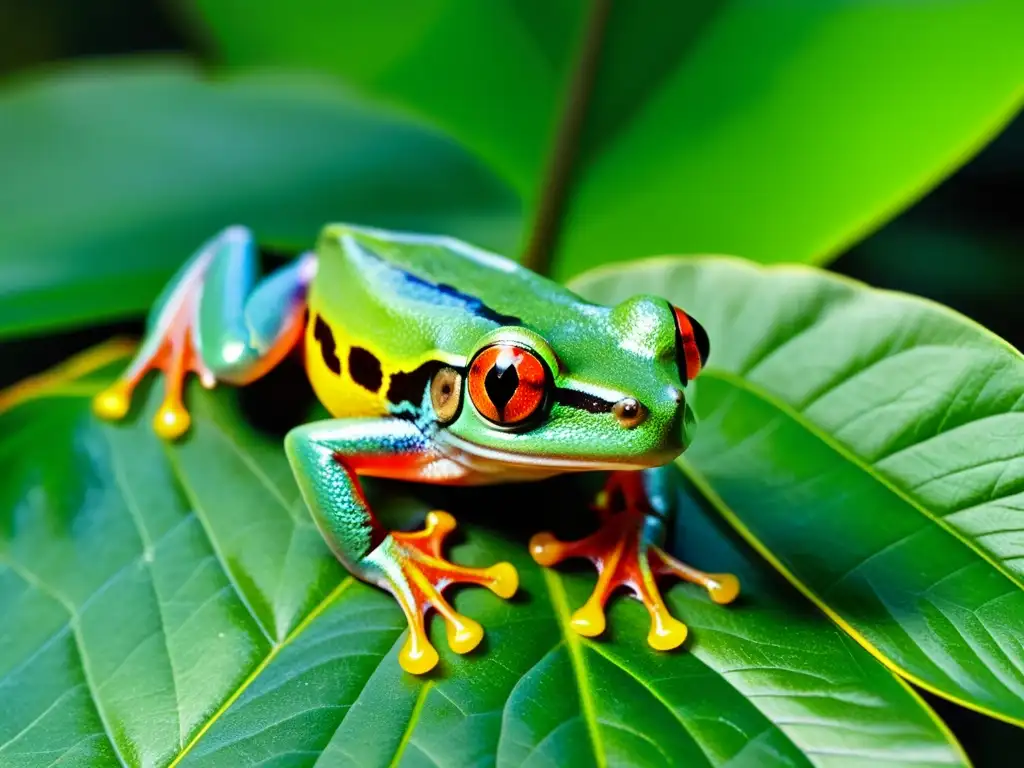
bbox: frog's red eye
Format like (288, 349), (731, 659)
(672, 306), (710, 384)
(468, 343), (549, 426)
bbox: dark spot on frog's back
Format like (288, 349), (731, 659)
(313, 315), (341, 375)
(387, 360), (448, 410)
(349, 347), (383, 393)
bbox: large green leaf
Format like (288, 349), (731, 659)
(572, 257), (1024, 726)
(0, 345), (965, 766)
(0, 58), (521, 339)
(185, 0), (1024, 276)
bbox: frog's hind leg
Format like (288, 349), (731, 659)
(529, 468), (739, 650)
(93, 226), (315, 439)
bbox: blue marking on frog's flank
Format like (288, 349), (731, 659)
(358, 244), (523, 327)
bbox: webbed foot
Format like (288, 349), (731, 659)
(366, 511), (519, 675)
(529, 474), (738, 650)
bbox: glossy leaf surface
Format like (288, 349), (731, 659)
(0, 59), (521, 339)
(0, 347), (964, 766)
(572, 257), (1024, 726)
(187, 0), (1024, 276)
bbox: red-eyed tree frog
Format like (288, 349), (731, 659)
(93, 225), (739, 675)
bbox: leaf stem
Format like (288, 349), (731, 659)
(0, 337), (135, 416)
(521, 0), (611, 277)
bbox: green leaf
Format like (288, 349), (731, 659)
(0, 58), (521, 339)
(186, 0), (1024, 276)
(0, 347), (965, 766)
(571, 256), (1024, 726)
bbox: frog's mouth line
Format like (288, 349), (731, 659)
(437, 431), (655, 473)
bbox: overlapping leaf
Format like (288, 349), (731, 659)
(0, 59), (521, 338)
(0, 347), (965, 766)
(186, 0), (1024, 275)
(573, 257), (1024, 725)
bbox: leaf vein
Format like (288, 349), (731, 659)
(703, 367), (1024, 595)
(539, 569), (606, 768)
(161, 444), (276, 645)
(168, 577), (355, 766)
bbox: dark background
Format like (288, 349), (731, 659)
(2, 0), (1022, 760)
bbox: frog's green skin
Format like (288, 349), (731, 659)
(94, 224), (736, 675)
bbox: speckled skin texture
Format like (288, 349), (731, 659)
(305, 225), (696, 467)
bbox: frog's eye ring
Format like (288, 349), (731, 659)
(468, 343), (550, 426)
(671, 306), (710, 384)
(430, 366), (463, 424)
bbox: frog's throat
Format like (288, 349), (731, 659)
(436, 430), (658, 473)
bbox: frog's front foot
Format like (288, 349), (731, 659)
(92, 226), (310, 440)
(365, 511), (519, 675)
(92, 284), (209, 444)
(92, 255), (212, 440)
(529, 472), (739, 650)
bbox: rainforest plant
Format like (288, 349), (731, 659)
(2, 3), (1023, 766)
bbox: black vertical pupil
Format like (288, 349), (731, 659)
(484, 359), (519, 413)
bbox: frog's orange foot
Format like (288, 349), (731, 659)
(92, 255), (215, 441)
(371, 511), (519, 675)
(530, 507), (738, 651)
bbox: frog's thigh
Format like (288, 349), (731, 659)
(196, 227), (315, 385)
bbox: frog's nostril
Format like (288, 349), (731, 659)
(680, 402), (697, 449)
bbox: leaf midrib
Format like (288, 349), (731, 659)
(676, 454), (1024, 730)
(539, 568), (607, 768)
(167, 577), (355, 766)
(701, 366), (1024, 596)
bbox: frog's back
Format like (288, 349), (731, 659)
(330, 225), (585, 320)
(304, 224), (602, 419)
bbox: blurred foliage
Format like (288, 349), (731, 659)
(1, 1), (1023, 766)
(836, 110), (1024, 350)
(3, 1), (1023, 339)
(0, 60), (520, 339)
(186, 0), (1024, 279)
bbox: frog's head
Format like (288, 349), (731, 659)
(434, 295), (709, 474)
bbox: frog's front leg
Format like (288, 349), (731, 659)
(530, 467), (739, 650)
(285, 418), (519, 675)
(93, 226), (315, 438)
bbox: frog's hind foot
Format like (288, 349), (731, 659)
(92, 226), (311, 440)
(366, 511), (518, 675)
(529, 475), (739, 651)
